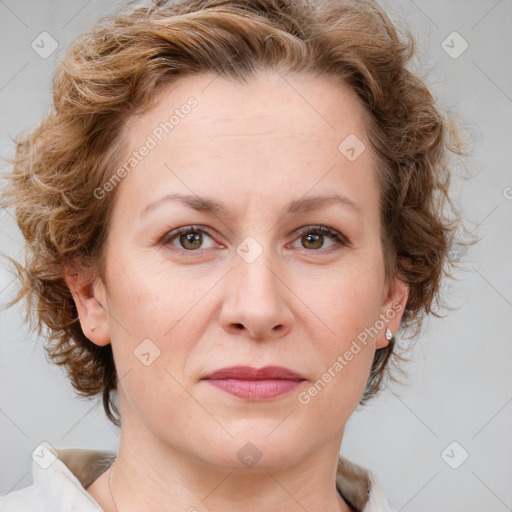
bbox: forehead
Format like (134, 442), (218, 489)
(124, 69), (369, 148)
(114, 69), (379, 222)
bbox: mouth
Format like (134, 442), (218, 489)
(202, 365), (306, 401)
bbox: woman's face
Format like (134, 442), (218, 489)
(75, 69), (408, 468)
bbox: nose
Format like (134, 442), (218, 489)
(219, 252), (294, 340)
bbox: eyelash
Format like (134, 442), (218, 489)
(159, 224), (349, 255)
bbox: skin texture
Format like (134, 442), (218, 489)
(66, 69), (409, 512)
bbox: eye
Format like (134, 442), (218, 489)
(288, 225), (348, 253)
(160, 225), (218, 252)
(160, 224), (349, 255)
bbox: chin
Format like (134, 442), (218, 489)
(192, 421), (308, 471)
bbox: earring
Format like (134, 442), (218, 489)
(385, 327), (393, 341)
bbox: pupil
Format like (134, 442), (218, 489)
(181, 232), (201, 249)
(304, 233), (322, 249)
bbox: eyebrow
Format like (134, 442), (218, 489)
(140, 192), (362, 219)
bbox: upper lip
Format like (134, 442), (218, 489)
(203, 365), (305, 381)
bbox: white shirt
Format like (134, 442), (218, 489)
(0, 441), (394, 511)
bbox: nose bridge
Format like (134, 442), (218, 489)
(221, 240), (293, 338)
(237, 248), (279, 303)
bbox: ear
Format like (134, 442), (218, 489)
(376, 263), (410, 349)
(64, 262), (111, 347)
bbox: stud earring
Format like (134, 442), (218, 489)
(385, 327), (393, 341)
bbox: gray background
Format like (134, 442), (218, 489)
(1, 1), (511, 510)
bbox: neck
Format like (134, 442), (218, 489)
(98, 425), (352, 512)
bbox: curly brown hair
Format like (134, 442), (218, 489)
(1, 0), (476, 427)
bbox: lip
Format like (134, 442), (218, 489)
(202, 365), (306, 400)
(203, 365), (305, 381)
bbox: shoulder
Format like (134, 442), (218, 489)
(336, 453), (396, 512)
(0, 442), (116, 512)
(0, 485), (42, 512)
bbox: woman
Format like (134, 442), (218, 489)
(0, 0), (472, 510)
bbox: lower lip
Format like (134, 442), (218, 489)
(205, 378), (304, 400)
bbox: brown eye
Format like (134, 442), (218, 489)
(301, 233), (324, 250)
(289, 225), (348, 253)
(161, 226), (217, 252)
(179, 231), (203, 250)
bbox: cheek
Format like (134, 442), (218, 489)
(104, 254), (216, 380)
(302, 264), (383, 334)
(301, 330), (376, 424)
(105, 250), (196, 330)
(298, 266), (382, 395)
(117, 359), (200, 443)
